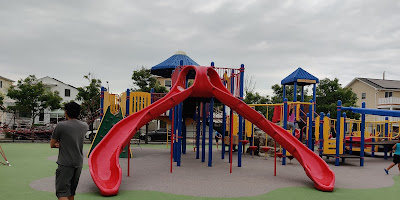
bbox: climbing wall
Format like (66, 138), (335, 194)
(87, 107), (131, 158)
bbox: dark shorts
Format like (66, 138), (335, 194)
(394, 154), (400, 164)
(55, 164), (82, 198)
(215, 136), (219, 143)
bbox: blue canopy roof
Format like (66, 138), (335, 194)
(151, 51), (199, 78)
(281, 67), (319, 86)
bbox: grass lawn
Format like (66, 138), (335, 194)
(0, 142), (399, 200)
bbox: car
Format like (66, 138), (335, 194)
(140, 128), (171, 142)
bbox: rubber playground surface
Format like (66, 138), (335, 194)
(1, 142), (400, 200)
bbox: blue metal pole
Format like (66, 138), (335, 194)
(283, 85), (286, 101)
(238, 64), (244, 167)
(371, 128), (375, 157)
(360, 102), (365, 166)
(125, 89), (130, 117)
(196, 102), (200, 159)
(293, 82), (297, 137)
(150, 88), (154, 104)
(100, 87), (105, 121)
(343, 112), (347, 154)
(202, 102), (207, 162)
(308, 101), (313, 150)
(313, 83), (316, 117)
(319, 112), (324, 156)
(177, 103), (182, 166)
(182, 121), (186, 155)
(300, 86), (305, 140)
(282, 98), (288, 165)
(335, 100), (342, 166)
(384, 116), (389, 160)
(208, 98), (214, 167)
(222, 104), (226, 159)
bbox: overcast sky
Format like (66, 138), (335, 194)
(1, 0), (400, 96)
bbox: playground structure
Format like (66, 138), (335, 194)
(316, 100), (400, 166)
(88, 65), (335, 196)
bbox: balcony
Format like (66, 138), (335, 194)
(376, 116), (400, 122)
(378, 97), (400, 105)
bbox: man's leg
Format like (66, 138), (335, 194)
(56, 165), (75, 199)
(387, 162), (396, 171)
(69, 167), (82, 199)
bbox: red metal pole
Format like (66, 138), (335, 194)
(170, 108), (175, 173)
(230, 113), (233, 173)
(274, 141), (277, 176)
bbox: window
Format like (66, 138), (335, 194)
(39, 110), (44, 121)
(361, 93), (366, 99)
(65, 89), (70, 97)
(385, 91), (393, 98)
(0, 80), (2, 88)
(165, 80), (172, 88)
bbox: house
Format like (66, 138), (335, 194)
(345, 78), (400, 122)
(37, 76), (80, 124)
(0, 76), (15, 127)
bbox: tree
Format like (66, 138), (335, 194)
(316, 78), (358, 119)
(132, 67), (168, 93)
(0, 92), (3, 105)
(270, 84), (312, 103)
(7, 75), (62, 124)
(76, 73), (102, 140)
(244, 91), (270, 117)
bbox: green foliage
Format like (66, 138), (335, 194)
(316, 78), (358, 119)
(76, 73), (102, 127)
(7, 75), (62, 123)
(244, 91), (271, 116)
(271, 84), (312, 103)
(0, 92), (4, 105)
(132, 67), (168, 93)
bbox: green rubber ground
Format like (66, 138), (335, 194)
(0, 143), (399, 200)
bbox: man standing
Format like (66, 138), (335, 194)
(50, 102), (88, 200)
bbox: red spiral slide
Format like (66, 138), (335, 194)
(88, 66), (335, 196)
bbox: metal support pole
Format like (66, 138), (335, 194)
(208, 98), (214, 167)
(319, 112), (324, 157)
(282, 98), (287, 165)
(335, 100), (342, 166)
(196, 102), (200, 159)
(202, 102), (207, 162)
(360, 103), (365, 166)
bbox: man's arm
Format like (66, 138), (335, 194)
(50, 139), (60, 148)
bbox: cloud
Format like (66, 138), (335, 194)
(1, 0), (400, 96)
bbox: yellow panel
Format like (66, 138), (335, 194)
(339, 117), (344, 154)
(120, 92), (126, 117)
(245, 119), (252, 137)
(315, 116), (320, 141)
(226, 114), (238, 136)
(103, 91), (110, 110)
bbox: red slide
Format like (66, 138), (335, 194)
(89, 66), (335, 196)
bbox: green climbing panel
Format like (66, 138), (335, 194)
(87, 107), (131, 158)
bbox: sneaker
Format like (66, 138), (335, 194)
(384, 168), (389, 175)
